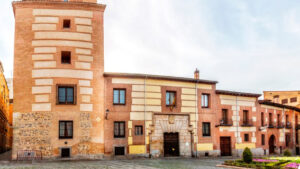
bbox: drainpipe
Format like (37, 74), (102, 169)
(144, 75), (147, 157)
(195, 81), (198, 158)
(236, 96), (239, 157)
(293, 110), (296, 154)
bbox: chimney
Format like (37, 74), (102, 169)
(194, 68), (199, 79)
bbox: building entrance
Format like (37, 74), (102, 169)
(164, 132), (179, 156)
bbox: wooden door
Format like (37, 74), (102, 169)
(164, 133), (179, 156)
(220, 137), (231, 156)
(269, 135), (275, 154)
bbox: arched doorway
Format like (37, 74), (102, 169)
(269, 135), (276, 154)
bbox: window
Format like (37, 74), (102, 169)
(61, 51), (71, 64)
(262, 134), (265, 145)
(59, 121), (73, 139)
(113, 89), (126, 105)
(286, 134), (290, 147)
(202, 122), (211, 137)
(63, 19), (71, 28)
(201, 94), (210, 108)
(244, 134), (249, 142)
(222, 109), (228, 124)
(57, 85), (76, 104)
(291, 97), (297, 103)
(277, 114), (280, 126)
(114, 121), (125, 138)
(243, 110), (249, 124)
(269, 113), (273, 126)
(282, 99), (288, 104)
(114, 147), (125, 156)
(135, 125), (143, 136)
(61, 148), (70, 158)
(261, 112), (264, 126)
(166, 91), (176, 106)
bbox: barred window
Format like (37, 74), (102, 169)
(202, 122), (211, 137)
(114, 121), (125, 138)
(59, 121), (73, 139)
(135, 126), (143, 136)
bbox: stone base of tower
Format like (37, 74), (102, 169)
(12, 112), (104, 160)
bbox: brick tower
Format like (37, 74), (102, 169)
(12, 0), (106, 159)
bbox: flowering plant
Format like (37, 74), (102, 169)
(285, 162), (300, 169)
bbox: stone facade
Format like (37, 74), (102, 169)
(150, 115), (192, 157)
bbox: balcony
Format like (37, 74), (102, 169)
(215, 118), (233, 127)
(241, 119), (254, 127)
(268, 122), (276, 128)
(277, 122), (285, 129)
(286, 122), (292, 129)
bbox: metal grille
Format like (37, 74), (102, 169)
(17, 150), (42, 161)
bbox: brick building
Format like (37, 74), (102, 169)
(11, 0), (300, 160)
(264, 91), (300, 108)
(0, 62), (12, 152)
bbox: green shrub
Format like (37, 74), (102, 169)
(242, 147), (253, 163)
(283, 149), (292, 156)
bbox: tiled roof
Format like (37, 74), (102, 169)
(258, 100), (300, 112)
(104, 72), (218, 84)
(216, 90), (261, 97)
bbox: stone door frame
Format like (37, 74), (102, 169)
(149, 113), (194, 157)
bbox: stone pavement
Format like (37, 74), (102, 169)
(0, 157), (231, 169)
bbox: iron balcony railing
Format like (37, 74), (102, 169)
(268, 122), (276, 128)
(216, 118), (233, 127)
(277, 122), (285, 129)
(241, 119), (254, 127)
(286, 122), (292, 129)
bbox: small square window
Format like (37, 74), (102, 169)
(114, 147), (125, 156)
(63, 19), (71, 29)
(290, 97), (297, 103)
(61, 148), (70, 158)
(244, 134), (249, 142)
(282, 99), (288, 104)
(61, 51), (71, 64)
(135, 126), (143, 136)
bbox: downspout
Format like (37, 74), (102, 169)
(144, 75), (147, 157)
(236, 96), (239, 157)
(293, 110), (296, 154)
(195, 80), (198, 158)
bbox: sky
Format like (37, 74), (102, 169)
(1, 0), (300, 94)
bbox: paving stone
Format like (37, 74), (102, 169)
(0, 158), (229, 169)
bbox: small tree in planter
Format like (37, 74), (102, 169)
(283, 149), (292, 156)
(242, 147), (253, 163)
